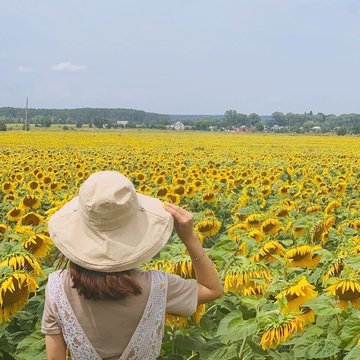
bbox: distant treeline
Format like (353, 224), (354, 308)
(0, 107), (170, 128)
(184, 110), (360, 134)
(0, 107), (359, 134)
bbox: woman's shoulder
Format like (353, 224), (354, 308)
(47, 269), (66, 285)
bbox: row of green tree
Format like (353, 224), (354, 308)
(185, 111), (360, 134)
(0, 107), (170, 128)
(0, 107), (360, 133)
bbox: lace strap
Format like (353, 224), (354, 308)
(120, 270), (168, 360)
(47, 271), (102, 360)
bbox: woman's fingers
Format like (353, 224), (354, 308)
(164, 203), (190, 221)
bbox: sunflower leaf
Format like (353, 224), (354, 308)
(303, 333), (341, 359)
(14, 329), (45, 360)
(206, 343), (238, 360)
(305, 294), (342, 315)
(344, 345), (360, 360)
(339, 313), (360, 350)
(345, 255), (360, 272)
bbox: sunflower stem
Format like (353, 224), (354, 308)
(238, 337), (247, 359)
(186, 352), (198, 360)
(171, 326), (176, 354)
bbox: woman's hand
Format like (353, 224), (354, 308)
(163, 203), (197, 246)
(164, 202), (222, 304)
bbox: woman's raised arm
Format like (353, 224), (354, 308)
(164, 203), (222, 304)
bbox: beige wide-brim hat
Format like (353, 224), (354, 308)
(48, 171), (174, 272)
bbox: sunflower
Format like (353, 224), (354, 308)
(171, 258), (194, 278)
(19, 194), (41, 210)
(349, 220), (360, 233)
(26, 181), (40, 192)
(285, 245), (322, 269)
(245, 214), (263, 229)
(202, 191), (216, 204)
(0, 268), (38, 323)
(165, 193), (181, 205)
(325, 216), (336, 229)
(42, 175), (53, 186)
(4, 193), (17, 203)
(49, 182), (60, 191)
(21, 233), (52, 257)
(155, 187), (169, 198)
(231, 205), (252, 222)
(224, 264), (271, 296)
(18, 212), (45, 227)
(6, 207), (23, 222)
(323, 260), (344, 282)
(189, 303), (205, 324)
(134, 172), (147, 183)
(261, 218), (281, 236)
(325, 200), (342, 214)
(306, 205), (322, 214)
(0, 244), (43, 277)
(278, 184), (291, 196)
(291, 225), (307, 238)
(2, 182), (14, 194)
(203, 209), (214, 217)
(260, 312), (305, 350)
(235, 241), (248, 256)
(173, 185), (185, 196)
(336, 181), (347, 195)
(274, 206), (291, 217)
(144, 259), (173, 273)
(252, 241), (285, 263)
(260, 186), (272, 197)
(166, 303), (206, 329)
(326, 279), (360, 310)
(173, 177), (186, 186)
(185, 185), (196, 198)
(227, 223), (247, 241)
(276, 276), (317, 313)
(300, 307), (315, 325)
(165, 313), (188, 328)
(195, 217), (221, 239)
(248, 229), (264, 243)
(192, 179), (203, 189)
(75, 170), (85, 181)
(0, 224), (7, 237)
(153, 176), (166, 186)
(310, 222), (326, 242)
(15, 172), (24, 182)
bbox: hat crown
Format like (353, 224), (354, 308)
(79, 171), (138, 230)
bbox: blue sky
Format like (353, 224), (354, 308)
(1, 0), (359, 114)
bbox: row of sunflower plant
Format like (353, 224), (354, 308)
(0, 130), (359, 359)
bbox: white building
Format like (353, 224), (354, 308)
(116, 120), (129, 128)
(172, 121), (185, 131)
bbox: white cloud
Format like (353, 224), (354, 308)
(18, 66), (36, 73)
(52, 62), (87, 72)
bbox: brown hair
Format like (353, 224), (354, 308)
(69, 261), (142, 300)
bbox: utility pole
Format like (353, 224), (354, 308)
(25, 97), (28, 131)
(288, 116), (290, 134)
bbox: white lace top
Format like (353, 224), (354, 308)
(47, 270), (168, 360)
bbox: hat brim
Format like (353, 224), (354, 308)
(48, 193), (174, 272)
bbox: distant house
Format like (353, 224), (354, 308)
(172, 121), (185, 131)
(312, 126), (321, 133)
(234, 125), (248, 133)
(271, 125), (281, 132)
(116, 120), (129, 128)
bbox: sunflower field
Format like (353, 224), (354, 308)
(0, 130), (360, 360)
